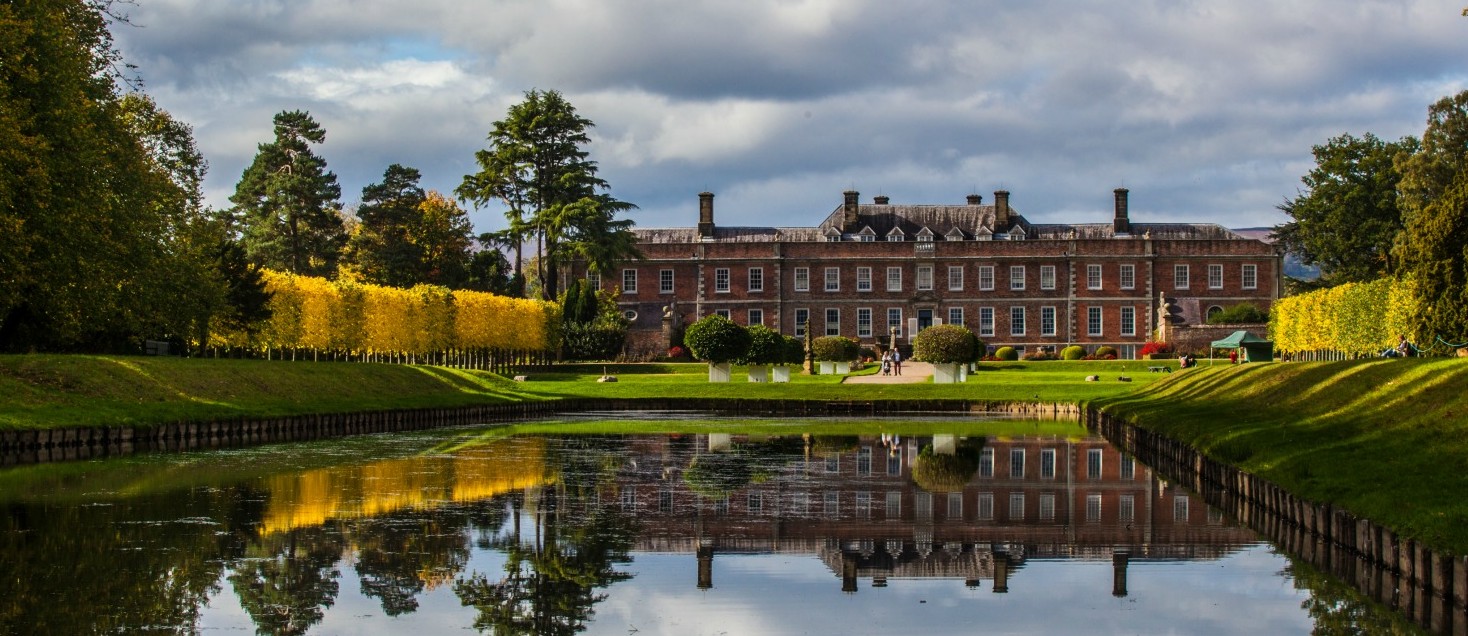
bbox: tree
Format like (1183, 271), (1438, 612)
(411, 191), (475, 287)
(1273, 133), (1418, 285)
(231, 110), (346, 277)
(1395, 90), (1468, 347)
(682, 314), (751, 364)
(911, 324), (982, 364)
(345, 164), (426, 287)
(457, 89), (639, 300)
(0, 1), (213, 351)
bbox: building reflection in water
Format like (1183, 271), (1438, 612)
(550, 432), (1258, 596)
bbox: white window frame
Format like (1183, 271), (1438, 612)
(1120, 264), (1135, 290)
(1175, 264), (1190, 290)
(1120, 494), (1135, 522)
(979, 266), (995, 291)
(886, 267), (902, 292)
(916, 265), (933, 291)
(794, 308), (809, 337)
(748, 308), (764, 326)
(948, 307), (964, 327)
(1010, 448), (1025, 478)
(824, 267), (840, 292)
(1040, 448), (1056, 480)
(979, 307), (995, 337)
(622, 269), (638, 293)
(1087, 448), (1104, 480)
(748, 267), (764, 292)
(794, 267), (810, 292)
(1041, 306), (1056, 337)
(1039, 493), (1056, 520)
(1009, 493), (1026, 520)
(856, 266), (872, 292)
(887, 308), (903, 337)
(1010, 306), (1026, 336)
(1120, 306), (1136, 337)
(1010, 265), (1026, 291)
(825, 308), (840, 336)
(977, 493), (994, 520)
(587, 271), (600, 289)
(714, 308), (731, 319)
(1087, 264), (1102, 290)
(1088, 306), (1103, 337)
(659, 268), (674, 294)
(1040, 265), (1056, 291)
(1208, 264), (1223, 290)
(948, 266), (964, 291)
(979, 448), (994, 478)
(857, 307), (873, 338)
(714, 267), (730, 293)
(1087, 494), (1102, 522)
(1242, 264), (1257, 290)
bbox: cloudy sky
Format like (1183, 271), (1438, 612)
(112, 1), (1468, 234)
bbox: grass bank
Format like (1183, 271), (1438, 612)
(0, 354), (1165, 429)
(1091, 358), (1468, 555)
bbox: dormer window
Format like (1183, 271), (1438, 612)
(886, 227), (906, 242)
(945, 228), (966, 241)
(857, 226), (877, 243)
(823, 227), (842, 242)
(916, 227), (935, 242)
(1009, 225), (1028, 240)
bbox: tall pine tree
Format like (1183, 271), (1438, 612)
(230, 110), (345, 277)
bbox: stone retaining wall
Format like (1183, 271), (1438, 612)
(0, 399), (1080, 465)
(1086, 407), (1466, 634)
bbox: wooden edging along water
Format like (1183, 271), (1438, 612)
(0, 398), (1079, 465)
(1086, 406), (1467, 634)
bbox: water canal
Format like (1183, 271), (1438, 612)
(0, 414), (1426, 635)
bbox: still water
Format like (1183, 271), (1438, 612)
(0, 415), (1421, 635)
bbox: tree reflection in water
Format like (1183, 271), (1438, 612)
(455, 436), (638, 635)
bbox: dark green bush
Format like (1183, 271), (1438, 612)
(782, 335), (806, 365)
(1095, 345), (1118, 359)
(560, 322), (627, 360)
(911, 444), (981, 492)
(994, 346), (1018, 361)
(739, 324), (786, 365)
(1208, 303), (1270, 324)
(683, 314), (751, 363)
(1060, 345), (1086, 360)
(912, 324), (982, 363)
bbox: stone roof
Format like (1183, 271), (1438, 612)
(816, 204), (1024, 240)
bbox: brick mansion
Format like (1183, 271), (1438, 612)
(580, 188), (1281, 360)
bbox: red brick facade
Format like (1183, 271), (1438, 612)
(580, 189), (1280, 359)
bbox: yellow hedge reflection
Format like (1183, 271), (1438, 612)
(260, 439), (553, 534)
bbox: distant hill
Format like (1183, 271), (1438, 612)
(1232, 227), (1321, 280)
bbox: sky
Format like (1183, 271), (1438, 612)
(111, 1), (1468, 234)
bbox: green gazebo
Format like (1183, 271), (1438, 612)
(1210, 330), (1273, 363)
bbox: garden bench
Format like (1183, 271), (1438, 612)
(1148, 366), (1171, 373)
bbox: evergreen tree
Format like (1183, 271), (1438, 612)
(1395, 91), (1468, 347)
(230, 110), (345, 277)
(346, 164), (426, 287)
(457, 89), (639, 300)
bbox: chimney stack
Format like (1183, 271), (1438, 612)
(1113, 188), (1130, 235)
(966, 194), (983, 205)
(698, 191), (715, 238)
(874, 195), (890, 205)
(994, 190), (1010, 231)
(842, 190), (860, 232)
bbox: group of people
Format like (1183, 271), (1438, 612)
(880, 348), (903, 376)
(1177, 353), (1198, 368)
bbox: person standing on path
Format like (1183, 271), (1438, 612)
(892, 348), (903, 375)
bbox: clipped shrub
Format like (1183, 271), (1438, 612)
(811, 335), (862, 362)
(810, 435), (860, 457)
(740, 324), (786, 365)
(683, 452), (754, 498)
(560, 322), (627, 360)
(683, 314), (751, 363)
(1022, 349), (1058, 361)
(994, 346), (1018, 361)
(1060, 345), (1086, 360)
(1139, 340), (1173, 357)
(781, 335), (806, 365)
(911, 324), (982, 364)
(1095, 345), (1118, 359)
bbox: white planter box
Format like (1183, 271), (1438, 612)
(708, 362), (732, 382)
(819, 361), (836, 375)
(932, 362), (961, 384)
(747, 365), (769, 382)
(772, 366), (792, 383)
(959, 364), (969, 382)
(836, 361), (851, 374)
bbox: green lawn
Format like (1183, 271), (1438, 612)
(1092, 358), (1468, 554)
(0, 355), (1164, 429)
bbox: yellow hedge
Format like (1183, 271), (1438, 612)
(211, 271), (556, 354)
(1269, 278), (1414, 355)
